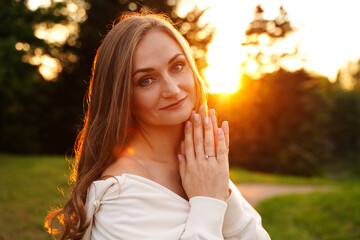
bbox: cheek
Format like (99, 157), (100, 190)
(180, 68), (196, 91)
(132, 92), (150, 117)
(132, 92), (142, 109)
(183, 72), (197, 103)
(132, 89), (159, 115)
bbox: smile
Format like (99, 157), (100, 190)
(159, 96), (187, 110)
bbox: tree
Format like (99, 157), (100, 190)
(335, 58), (360, 91)
(329, 90), (360, 156)
(0, 0), (70, 153)
(329, 59), (360, 161)
(211, 69), (332, 176)
(241, 4), (304, 78)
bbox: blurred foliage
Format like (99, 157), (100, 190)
(329, 91), (360, 155)
(211, 67), (360, 176)
(242, 5), (304, 77)
(335, 58), (360, 90)
(210, 69), (331, 176)
(0, 0), (69, 153)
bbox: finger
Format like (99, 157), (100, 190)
(208, 109), (218, 128)
(178, 154), (186, 179)
(199, 105), (207, 120)
(192, 113), (205, 159)
(181, 141), (185, 156)
(203, 116), (215, 159)
(190, 110), (195, 121)
(184, 120), (195, 162)
(216, 128), (228, 166)
(221, 121), (229, 150)
(209, 109), (218, 149)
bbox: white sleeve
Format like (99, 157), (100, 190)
(180, 196), (227, 239)
(222, 180), (271, 240)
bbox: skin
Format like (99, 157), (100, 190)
(103, 29), (230, 202)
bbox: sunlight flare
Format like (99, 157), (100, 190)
(204, 57), (242, 94)
(177, 0), (255, 94)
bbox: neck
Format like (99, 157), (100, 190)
(127, 123), (184, 165)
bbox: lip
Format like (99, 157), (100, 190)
(159, 96), (187, 110)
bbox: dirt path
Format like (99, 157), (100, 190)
(236, 183), (332, 206)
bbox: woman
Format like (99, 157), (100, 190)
(45, 12), (271, 240)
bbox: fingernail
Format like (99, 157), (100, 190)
(223, 121), (228, 127)
(194, 114), (200, 121)
(217, 128), (222, 135)
(178, 154), (183, 162)
(185, 121), (191, 128)
(204, 117), (209, 125)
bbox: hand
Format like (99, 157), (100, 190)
(178, 105), (230, 201)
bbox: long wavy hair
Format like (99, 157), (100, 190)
(45, 12), (208, 239)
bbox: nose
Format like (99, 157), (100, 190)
(161, 73), (180, 98)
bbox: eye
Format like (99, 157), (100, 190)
(172, 63), (184, 72)
(139, 77), (154, 87)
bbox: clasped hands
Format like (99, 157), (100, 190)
(178, 105), (230, 202)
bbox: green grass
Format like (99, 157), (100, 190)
(0, 154), (359, 239)
(256, 184), (360, 240)
(0, 154), (69, 240)
(230, 167), (339, 185)
(230, 167), (360, 240)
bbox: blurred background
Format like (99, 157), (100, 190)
(1, 0), (359, 239)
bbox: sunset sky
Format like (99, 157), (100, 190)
(178, 0), (360, 93)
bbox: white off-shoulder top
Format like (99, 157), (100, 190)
(83, 174), (271, 240)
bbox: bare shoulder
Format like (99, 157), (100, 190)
(101, 156), (150, 179)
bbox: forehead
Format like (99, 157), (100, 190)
(133, 29), (184, 69)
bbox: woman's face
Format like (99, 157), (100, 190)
(132, 29), (196, 128)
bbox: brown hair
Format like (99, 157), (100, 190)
(45, 12), (208, 239)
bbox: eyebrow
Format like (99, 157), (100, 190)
(132, 53), (185, 77)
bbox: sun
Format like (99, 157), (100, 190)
(202, 21), (246, 94)
(191, 0), (257, 94)
(203, 52), (242, 94)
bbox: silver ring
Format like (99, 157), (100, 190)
(204, 154), (216, 159)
